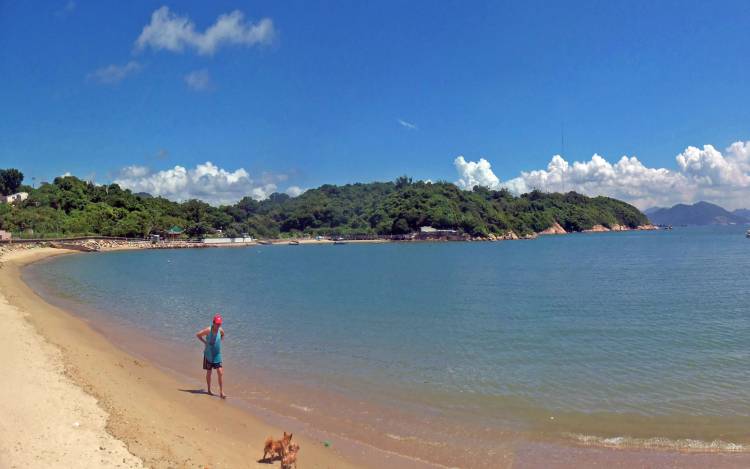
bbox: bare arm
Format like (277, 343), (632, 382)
(196, 327), (210, 344)
(220, 327), (226, 339)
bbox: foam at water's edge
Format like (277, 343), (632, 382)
(565, 433), (749, 452)
(386, 433), (447, 447)
(289, 403), (313, 412)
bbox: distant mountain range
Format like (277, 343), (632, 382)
(645, 201), (750, 226)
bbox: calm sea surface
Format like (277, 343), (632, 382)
(25, 226), (750, 466)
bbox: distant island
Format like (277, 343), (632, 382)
(1, 169), (651, 240)
(646, 201), (750, 226)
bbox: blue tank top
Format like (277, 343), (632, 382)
(204, 327), (222, 364)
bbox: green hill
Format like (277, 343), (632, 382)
(0, 171), (649, 239)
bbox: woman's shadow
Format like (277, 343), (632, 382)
(177, 388), (211, 395)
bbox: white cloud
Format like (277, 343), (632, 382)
(398, 119), (417, 130)
(184, 69), (211, 91)
(135, 6), (275, 56)
(87, 61), (141, 84)
(119, 165), (150, 178)
(285, 186), (305, 197)
(675, 144), (750, 187)
(455, 140), (750, 210)
(114, 162), (283, 205)
(454, 156), (501, 190)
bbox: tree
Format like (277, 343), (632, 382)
(395, 176), (412, 189)
(0, 168), (24, 195)
(391, 217), (410, 234)
(185, 221), (212, 239)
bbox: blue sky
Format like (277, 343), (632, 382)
(1, 1), (749, 207)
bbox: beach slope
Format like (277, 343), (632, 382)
(0, 248), (144, 468)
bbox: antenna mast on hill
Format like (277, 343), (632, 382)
(561, 120), (566, 194)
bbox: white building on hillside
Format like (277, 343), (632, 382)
(4, 192), (28, 204)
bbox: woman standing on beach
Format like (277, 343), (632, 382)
(196, 314), (226, 398)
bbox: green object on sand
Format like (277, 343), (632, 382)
(323, 440), (331, 448)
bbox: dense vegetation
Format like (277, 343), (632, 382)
(0, 170), (648, 239)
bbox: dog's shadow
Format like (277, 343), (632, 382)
(256, 456), (279, 465)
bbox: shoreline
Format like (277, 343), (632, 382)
(0, 223), (661, 252)
(0, 247), (367, 469)
(4, 244), (750, 468)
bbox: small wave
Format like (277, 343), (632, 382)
(386, 433), (446, 447)
(290, 403), (313, 413)
(565, 432), (749, 452)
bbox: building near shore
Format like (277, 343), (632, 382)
(202, 236), (254, 244)
(419, 226), (458, 235)
(166, 226), (184, 240)
(0, 230), (11, 241)
(417, 226), (463, 240)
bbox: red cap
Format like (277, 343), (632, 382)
(213, 314), (223, 325)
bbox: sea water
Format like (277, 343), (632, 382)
(25, 226), (750, 466)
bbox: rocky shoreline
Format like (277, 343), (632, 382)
(0, 224), (661, 255)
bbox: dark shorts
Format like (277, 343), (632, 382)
(203, 357), (222, 370)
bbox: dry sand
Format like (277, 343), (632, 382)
(0, 248), (144, 469)
(0, 248), (362, 469)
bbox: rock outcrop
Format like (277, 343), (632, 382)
(537, 222), (567, 235)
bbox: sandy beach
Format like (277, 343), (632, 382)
(0, 247), (362, 469)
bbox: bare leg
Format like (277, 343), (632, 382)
(206, 369), (213, 395)
(217, 367), (225, 398)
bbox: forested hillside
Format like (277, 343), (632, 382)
(0, 171), (649, 239)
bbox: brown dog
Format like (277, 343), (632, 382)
(281, 442), (300, 469)
(262, 432), (293, 461)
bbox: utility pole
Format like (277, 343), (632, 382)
(561, 121), (566, 193)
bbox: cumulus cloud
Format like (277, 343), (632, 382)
(398, 119), (417, 130)
(184, 69), (211, 91)
(454, 141), (750, 210)
(114, 162), (282, 205)
(454, 156), (501, 190)
(285, 186), (305, 197)
(87, 61), (142, 84)
(134, 6), (275, 56)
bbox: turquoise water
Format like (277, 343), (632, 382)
(25, 226), (750, 463)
